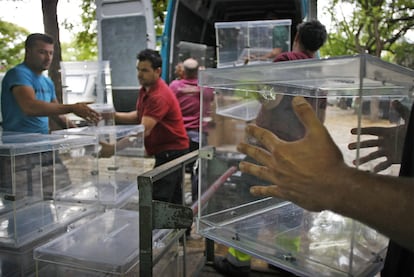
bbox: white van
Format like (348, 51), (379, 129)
(96, 0), (314, 111)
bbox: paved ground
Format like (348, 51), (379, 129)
(183, 233), (299, 277)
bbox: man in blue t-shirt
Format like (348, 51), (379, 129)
(0, 33), (102, 200)
(1, 33), (100, 134)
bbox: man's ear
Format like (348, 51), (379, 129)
(155, 67), (162, 76)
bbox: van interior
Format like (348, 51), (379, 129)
(97, 0), (308, 111)
(162, 0), (307, 82)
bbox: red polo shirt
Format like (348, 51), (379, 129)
(136, 78), (189, 156)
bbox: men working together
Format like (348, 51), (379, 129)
(2, 15), (413, 276)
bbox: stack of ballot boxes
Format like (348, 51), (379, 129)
(33, 119), (181, 276)
(32, 130), (183, 276)
(0, 131), (102, 276)
(215, 19), (292, 68)
(196, 54), (414, 276)
(33, 60), (179, 276)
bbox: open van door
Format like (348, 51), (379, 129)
(96, 0), (156, 112)
(161, 0), (314, 83)
(95, 0), (316, 109)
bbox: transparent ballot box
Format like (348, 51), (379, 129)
(215, 19), (292, 68)
(0, 132), (101, 250)
(197, 54), (414, 276)
(0, 131), (98, 203)
(0, 200), (100, 251)
(0, 246), (36, 277)
(52, 125), (147, 207)
(34, 209), (183, 276)
(89, 103), (116, 126)
(176, 41), (208, 66)
(0, 209), (98, 277)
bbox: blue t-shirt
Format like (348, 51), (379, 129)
(1, 63), (56, 134)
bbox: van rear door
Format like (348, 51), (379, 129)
(96, 0), (156, 112)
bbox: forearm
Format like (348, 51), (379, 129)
(54, 115), (77, 128)
(332, 166), (414, 251)
(50, 114), (69, 129)
(115, 111), (139, 124)
(21, 100), (74, 116)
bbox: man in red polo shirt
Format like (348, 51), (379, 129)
(114, 49), (189, 204)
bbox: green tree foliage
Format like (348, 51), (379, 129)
(152, 0), (167, 42)
(320, 0), (414, 58)
(62, 0), (97, 61)
(392, 40), (414, 69)
(63, 0), (166, 60)
(0, 20), (29, 71)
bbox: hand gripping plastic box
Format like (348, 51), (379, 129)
(52, 125), (149, 208)
(196, 54), (414, 276)
(34, 209), (182, 276)
(215, 19), (292, 68)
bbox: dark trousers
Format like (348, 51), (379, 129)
(153, 148), (189, 204)
(381, 103), (414, 276)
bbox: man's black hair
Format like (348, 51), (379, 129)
(25, 33), (54, 49)
(297, 20), (327, 52)
(137, 49), (162, 69)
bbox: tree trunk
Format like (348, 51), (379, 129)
(42, 0), (64, 131)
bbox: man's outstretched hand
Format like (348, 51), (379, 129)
(348, 100), (409, 172)
(237, 96), (346, 212)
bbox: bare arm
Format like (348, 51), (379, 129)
(115, 111), (139, 124)
(49, 114), (77, 129)
(237, 96), (414, 251)
(348, 125), (406, 172)
(13, 85), (100, 123)
(100, 113), (156, 158)
(141, 115), (157, 137)
(99, 135), (140, 158)
(114, 110), (156, 136)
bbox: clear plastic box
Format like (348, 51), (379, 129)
(0, 201), (100, 250)
(0, 131), (101, 250)
(0, 131), (98, 202)
(34, 209), (182, 276)
(88, 103), (116, 126)
(0, 247), (34, 277)
(0, 210), (102, 277)
(52, 125), (149, 207)
(0, 131), (104, 276)
(196, 54), (414, 276)
(176, 41), (208, 66)
(215, 19), (292, 68)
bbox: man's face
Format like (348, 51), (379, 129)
(136, 60), (160, 88)
(26, 40), (54, 73)
(174, 62), (184, 79)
